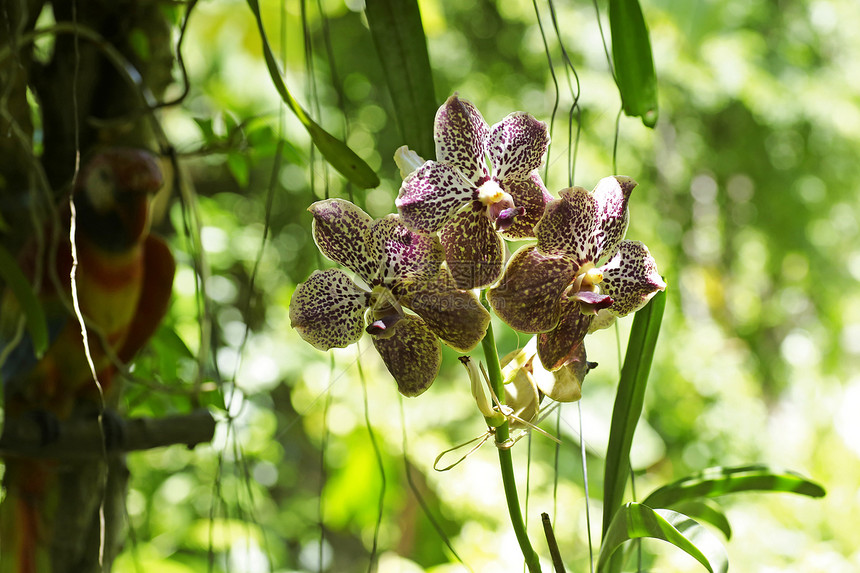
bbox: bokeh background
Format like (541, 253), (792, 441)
(38, 0), (858, 571)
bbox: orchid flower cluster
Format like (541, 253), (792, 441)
(290, 95), (666, 407)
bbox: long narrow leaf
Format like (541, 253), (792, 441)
(245, 0), (380, 189)
(365, 0), (437, 159)
(597, 503), (728, 573)
(609, 0), (658, 127)
(642, 464), (826, 508)
(602, 290), (665, 542)
(671, 499), (733, 540)
(0, 245), (48, 358)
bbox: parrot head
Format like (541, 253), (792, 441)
(75, 148), (164, 251)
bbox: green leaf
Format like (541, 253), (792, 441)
(0, 244), (48, 358)
(609, 0), (658, 127)
(365, 0), (437, 159)
(226, 152), (250, 187)
(602, 290), (666, 542)
(642, 464), (827, 508)
(245, 0), (380, 189)
(670, 499), (733, 540)
(597, 503), (728, 573)
(192, 117), (216, 143)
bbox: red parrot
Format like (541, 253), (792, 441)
(0, 147), (176, 573)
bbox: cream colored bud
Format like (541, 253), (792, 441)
(460, 357), (505, 427)
(394, 146), (426, 179)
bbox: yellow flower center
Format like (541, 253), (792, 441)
(476, 179), (509, 206)
(571, 262), (603, 293)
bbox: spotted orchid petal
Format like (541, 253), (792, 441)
(535, 176), (634, 263)
(369, 215), (444, 286)
(434, 95), (490, 185)
(396, 161), (477, 233)
(535, 186), (594, 259)
(372, 315), (442, 397)
(487, 112), (549, 182)
(501, 172), (553, 239)
(537, 298), (594, 371)
(599, 240), (666, 317)
(289, 269), (370, 350)
(394, 269), (490, 352)
(309, 199), (376, 283)
(440, 204), (504, 289)
(487, 245), (577, 333)
(592, 176), (636, 263)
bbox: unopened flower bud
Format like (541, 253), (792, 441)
(394, 146), (426, 179)
(459, 356), (506, 427)
(500, 348), (540, 428)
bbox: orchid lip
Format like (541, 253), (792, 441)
(366, 313), (403, 338)
(493, 205), (525, 231)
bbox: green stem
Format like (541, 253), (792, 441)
(480, 297), (542, 573)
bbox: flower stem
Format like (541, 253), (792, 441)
(480, 298), (542, 573)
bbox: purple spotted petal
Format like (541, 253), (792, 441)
(591, 176), (636, 263)
(535, 177), (634, 263)
(434, 95), (491, 185)
(309, 199), (376, 283)
(535, 186), (594, 259)
(372, 315), (442, 397)
(394, 269), (490, 352)
(600, 240), (666, 316)
(537, 299), (594, 371)
(396, 161), (477, 233)
(501, 172), (553, 239)
(487, 112), (549, 181)
(487, 245), (577, 333)
(369, 215), (444, 286)
(289, 269), (370, 350)
(440, 204), (504, 289)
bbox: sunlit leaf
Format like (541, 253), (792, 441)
(245, 0), (380, 189)
(642, 464), (827, 508)
(602, 290), (666, 543)
(600, 290), (665, 572)
(597, 503), (728, 573)
(670, 499), (733, 540)
(0, 244), (48, 358)
(609, 0), (658, 127)
(365, 0), (437, 159)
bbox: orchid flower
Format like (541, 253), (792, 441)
(395, 95), (552, 289)
(487, 176), (666, 372)
(290, 199), (490, 396)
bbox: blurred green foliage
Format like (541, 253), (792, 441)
(5, 0), (859, 571)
